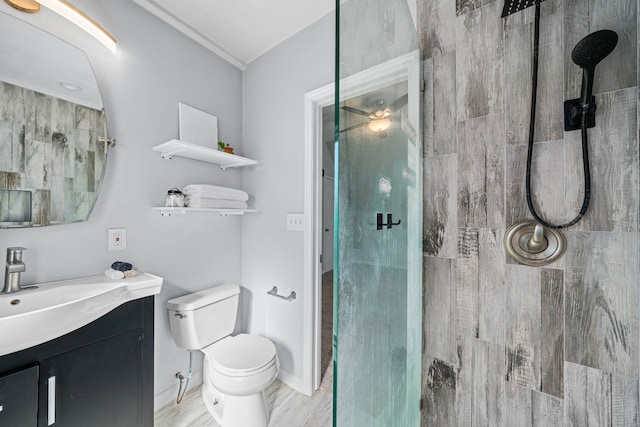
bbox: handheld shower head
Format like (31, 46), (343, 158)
(571, 30), (618, 106)
(571, 30), (619, 68)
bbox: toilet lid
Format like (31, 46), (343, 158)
(207, 334), (277, 375)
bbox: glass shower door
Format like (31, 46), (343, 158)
(334, 1), (421, 425)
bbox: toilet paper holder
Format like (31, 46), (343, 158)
(267, 286), (296, 301)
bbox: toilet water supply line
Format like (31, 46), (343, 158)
(176, 350), (193, 404)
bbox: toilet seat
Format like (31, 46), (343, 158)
(204, 334), (277, 377)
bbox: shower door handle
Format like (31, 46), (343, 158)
(376, 213), (401, 230)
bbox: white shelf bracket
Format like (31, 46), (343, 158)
(160, 209), (186, 216)
(219, 211), (245, 216)
(222, 161), (245, 169)
(160, 147), (188, 160)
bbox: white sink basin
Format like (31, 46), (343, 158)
(0, 272), (163, 356)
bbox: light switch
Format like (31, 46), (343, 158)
(287, 214), (304, 231)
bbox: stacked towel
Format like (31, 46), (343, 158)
(105, 260), (138, 280)
(105, 268), (124, 280)
(183, 184), (249, 209)
(105, 268), (138, 279)
(182, 184), (249, 201)
(184, 197), (248, 209)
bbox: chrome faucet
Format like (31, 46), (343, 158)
(3, 247), (27, 293)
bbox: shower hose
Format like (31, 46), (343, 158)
(525, 4), (591, 229)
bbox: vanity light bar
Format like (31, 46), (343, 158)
(37, 0), (117, 54)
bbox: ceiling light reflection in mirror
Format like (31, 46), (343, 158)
(0, 10), (102, 109)
(4, 0), (116, 54)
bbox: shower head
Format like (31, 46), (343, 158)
(571, 30), (618, 106)
(501, 0), (546, 18)
(571, 30), (619, 69)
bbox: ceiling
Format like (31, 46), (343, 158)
(131, 0), (335, 70)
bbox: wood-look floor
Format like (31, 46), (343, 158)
(154, 380), (332, 427)
(155, 272), (334, 426)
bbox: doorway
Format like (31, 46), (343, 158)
(303, 50), (421, 407)
(319, 106), (335, 393)
(302, 82), (335, 396)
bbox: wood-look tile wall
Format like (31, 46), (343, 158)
(419, 0), (639, 424)
(0, 81), (107, 226)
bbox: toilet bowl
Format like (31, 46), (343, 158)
(167, 284), (279, 427)
(202, 334), (279, 426)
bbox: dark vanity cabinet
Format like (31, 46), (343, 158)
(0, 297), (154, 427)
(0, 365), (38, 426)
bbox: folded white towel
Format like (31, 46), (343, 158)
(185, 197), (248, 209)
(182, 184), (249, 202)
(105, 268), (124, 280)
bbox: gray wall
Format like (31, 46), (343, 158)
(420, 0), (639, 424)
(0, 0), (243, 408)
(241, 12), (334, 386)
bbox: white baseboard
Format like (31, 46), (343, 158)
(277, 369), (307, 396)
(154, 370), (204, 411)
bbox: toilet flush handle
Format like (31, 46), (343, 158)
(173, 312), (187, 319)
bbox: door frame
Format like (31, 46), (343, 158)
(303, 82), (333, 395)
(302, 50), (420, 395)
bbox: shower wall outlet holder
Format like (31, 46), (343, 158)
(564, 96), (596, 131)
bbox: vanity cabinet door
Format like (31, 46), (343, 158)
(38, 329), (144, 427)
(0, 365), (38, 427)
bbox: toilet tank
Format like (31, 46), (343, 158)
(167, 283), (240, 350)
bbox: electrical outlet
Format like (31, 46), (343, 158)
(108, 228), (126, 251)
(287, 213), (304, 231)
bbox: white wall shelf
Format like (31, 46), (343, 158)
(152, 139), (257, 170)
(152, 207), (257, 217)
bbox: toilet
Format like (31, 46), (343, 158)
(167, 284), (279, 427)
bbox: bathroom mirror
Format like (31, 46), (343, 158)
(0, 10), (109, 228)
